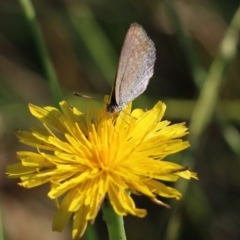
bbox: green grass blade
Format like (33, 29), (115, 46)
(18, 0), (62, 106)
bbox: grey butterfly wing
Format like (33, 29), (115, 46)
(118, 41), (155, 106)
(114, 23), (156, 106)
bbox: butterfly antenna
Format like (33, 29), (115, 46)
(73, 92), (107, 104)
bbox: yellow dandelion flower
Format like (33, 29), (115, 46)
(6, 98), (197, 239)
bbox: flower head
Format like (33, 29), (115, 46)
(6, 98), (197, 239)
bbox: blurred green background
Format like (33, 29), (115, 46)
(1, 0), (240, 240)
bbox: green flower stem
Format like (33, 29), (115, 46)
(102, 199), (127, 240)
(18, 0), (62, 106)
(83, 224), (98, 240)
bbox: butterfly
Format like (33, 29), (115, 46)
(106, 23), (156, 113)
